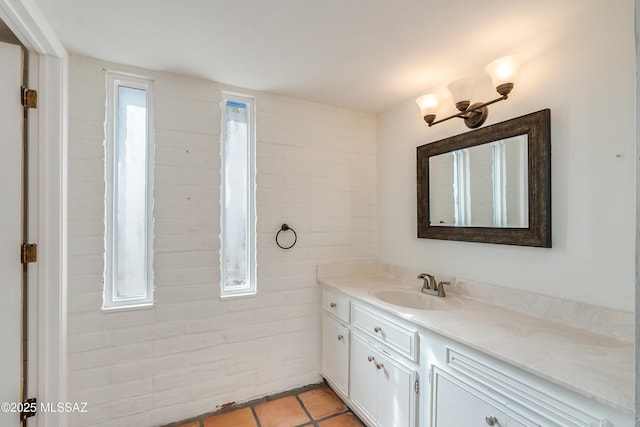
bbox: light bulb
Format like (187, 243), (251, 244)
(485, 56), (520, 96)
(446, 78), (475, 111)
(416, 93), (439, 116)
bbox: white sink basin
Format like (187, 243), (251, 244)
(370, 289), (462, 311)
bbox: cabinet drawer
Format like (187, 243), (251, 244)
(322, 289), (350, 323)
(432, 367), (508, 427)
(352, 303), (418, 362)
(444, 348), (604, 426)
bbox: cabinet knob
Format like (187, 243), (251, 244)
(375, 362), (384, 370)
(485, 416), (498, 426)
(330, 303), (337, 308)
(337, 335), (344, 341)
(373, 326), (382, 333)
(367, 355), (375, 362)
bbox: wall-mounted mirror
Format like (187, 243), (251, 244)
(417, 109), (551, 247)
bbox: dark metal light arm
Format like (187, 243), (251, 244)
(425, 93), (509, 129)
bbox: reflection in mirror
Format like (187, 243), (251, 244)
(429, 135), (528, 227)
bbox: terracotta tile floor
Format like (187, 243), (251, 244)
(165, 383), (365, 427)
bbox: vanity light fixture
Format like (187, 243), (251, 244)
(416, 56), (520, 129)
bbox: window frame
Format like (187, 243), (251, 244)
(220, 92), (257, 298)
(103, 71), (155, 310)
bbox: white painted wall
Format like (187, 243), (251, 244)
(67, 54), (376, 426)
(377, 0), (636, 312)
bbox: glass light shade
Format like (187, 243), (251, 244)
(485, 56), (520, 89)
(446, 78), (475, 105)
(416, 93), (440, 116)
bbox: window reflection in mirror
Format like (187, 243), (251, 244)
(429, 135), (528, 228)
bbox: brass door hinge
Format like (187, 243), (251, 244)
(21, 86), (37, 109)
(20, 397), (37, 420)
(21, 243), (37, 264)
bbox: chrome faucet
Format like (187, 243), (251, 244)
(418, 273), (436, 292)
(418, 273), (450, 297)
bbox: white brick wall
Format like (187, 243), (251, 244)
(67, 55), (377, 426)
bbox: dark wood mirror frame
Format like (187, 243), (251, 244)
(417, 109), (551, 247)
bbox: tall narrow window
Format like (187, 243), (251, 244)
(104, 73), (154, 309)
(220, 93), (256, 298)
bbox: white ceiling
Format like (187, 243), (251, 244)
(32, 0), (591, 113)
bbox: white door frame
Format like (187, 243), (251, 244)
(0, 1), (67, 426)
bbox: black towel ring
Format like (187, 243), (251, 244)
(276, 224), (297, 249)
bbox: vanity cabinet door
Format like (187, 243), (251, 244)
(376, 350), (417, 427)
(351, 333), (417, 427)
(350, 334), (378, 426)
(432, 369), (506, 427)
(322, 314), (350, 397)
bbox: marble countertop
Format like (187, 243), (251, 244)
(318, 274), (634, 414)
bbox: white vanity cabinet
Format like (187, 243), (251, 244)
(321, 276), (634, 427)
(350, 333), (418, 427)
(321, 289), (351, 398)
(320, 284), (631, 427)
(349, 301), (419, 426)
(321, 288), (419, 427)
